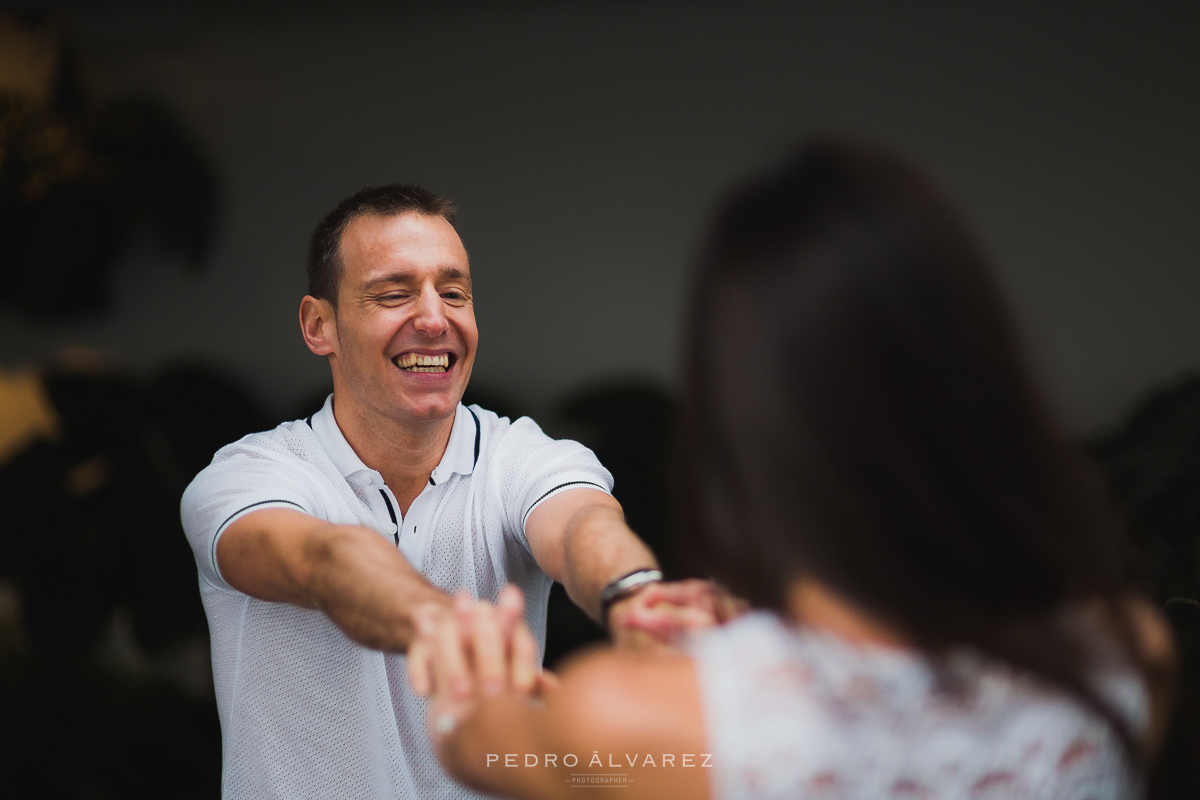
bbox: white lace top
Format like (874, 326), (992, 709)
(691, 612), (1147, 800)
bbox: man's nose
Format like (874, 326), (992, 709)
(411, 286), (450, 337)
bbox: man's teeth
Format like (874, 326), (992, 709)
(395, 353), (450, 372)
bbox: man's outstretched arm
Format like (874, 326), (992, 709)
(525, 490), (727, 642)
(524, 490), (656, 624)
(218, 507), (451, 652)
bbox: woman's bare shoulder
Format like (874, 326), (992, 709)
(543, 646), (706, 750)
(554, 646), (702, 725)
(539, 647), (710, 800)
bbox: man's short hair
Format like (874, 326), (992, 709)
(306, 183), (457, 304)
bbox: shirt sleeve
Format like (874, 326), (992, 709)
(495, 416), (614, 547)
(181, 443), (318, 593)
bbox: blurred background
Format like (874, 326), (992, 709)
(0, 1), (1197, 797)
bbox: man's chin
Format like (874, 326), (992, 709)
(393, 395), (463, 424)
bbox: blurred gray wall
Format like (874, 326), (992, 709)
(2, 1), (1198, 432)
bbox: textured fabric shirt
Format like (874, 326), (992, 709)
(691, 612), (1147, 800)
(181, 396), (613, 799)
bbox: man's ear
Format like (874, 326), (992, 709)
(299, 295), (337, 356)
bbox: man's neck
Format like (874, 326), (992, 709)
(332, 395), (455, 515)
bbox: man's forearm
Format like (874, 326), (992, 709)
(560, 503), (658, 623)
(307, 523), (451, 650)
(219, 508), (451, 652)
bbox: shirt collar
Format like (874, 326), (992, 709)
(309, 394), (478, 487)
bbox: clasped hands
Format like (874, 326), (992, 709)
(408, 580), (742, 743)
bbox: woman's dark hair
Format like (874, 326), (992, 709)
(678, 137), (1141, 758)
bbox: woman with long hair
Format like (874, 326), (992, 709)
(412, 139), (1177, 799)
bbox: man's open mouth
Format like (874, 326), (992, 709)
(393, 353), (454, 373)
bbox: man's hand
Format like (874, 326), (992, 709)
(607, 579), (748, 648)
(409, 585), (546, 746)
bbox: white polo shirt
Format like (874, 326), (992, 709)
(181, 396), (613, 800)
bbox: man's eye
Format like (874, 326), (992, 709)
(442, 292), (466, 302)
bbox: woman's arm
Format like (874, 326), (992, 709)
(426, 626), (713, 800)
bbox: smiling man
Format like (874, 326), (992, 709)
(180, 185), (712, 800)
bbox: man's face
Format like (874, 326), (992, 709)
(329, 211), (477, 425)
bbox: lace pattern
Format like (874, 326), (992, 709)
(691, 612), (1146, 800)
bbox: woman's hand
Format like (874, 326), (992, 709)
(408, 585), (546, 749)
(608, 579), (749, 649)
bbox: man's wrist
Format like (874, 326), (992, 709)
(600, 568), (662, 625)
